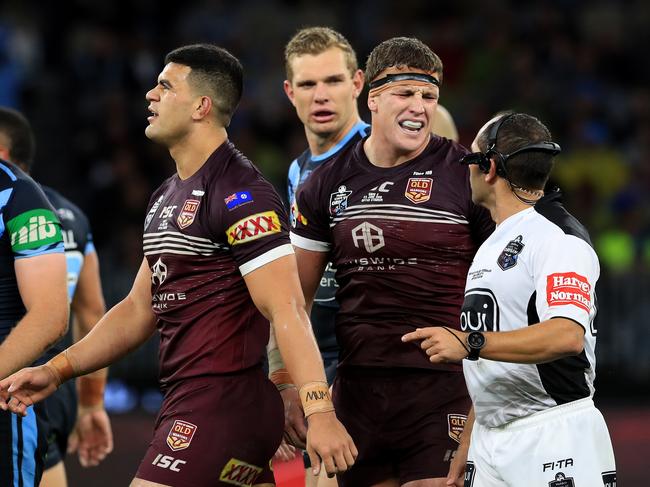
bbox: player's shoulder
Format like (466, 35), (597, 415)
(301, 137), (362, 190)
(426, 136), (470, 169)
(0, 159), (35, 191)
(533, 190), (593, 247)
(41, 186), (88, 222)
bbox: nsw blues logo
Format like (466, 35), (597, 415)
(497, 235), (524, 271)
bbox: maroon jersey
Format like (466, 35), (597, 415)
(291, 136), (493, 371)
(143, 141), (293, 387)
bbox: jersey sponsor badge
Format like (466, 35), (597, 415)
(290, 201), (307, 228)
(497, 235), (524, 270)
(224, 191), (253, 210)
(601, 471), (616, 487)
(219, 458), (263, 486)
(546, 272), (591, 313)
(329, 185), (352, 216)
(226, 210), (281, 246)
(405, 177), (433, 204)
(166, 419), (197, 451)
(548, 472), (575, 487)
(447, 413), (467, 444)
(176, 199), (200, 229)
(461, 288), (499, 332)
(8, 208), (62, 252)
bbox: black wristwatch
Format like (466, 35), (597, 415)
(466, 331), (486, 361)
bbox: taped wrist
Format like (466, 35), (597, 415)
(269, 368), (295, 391)
(77, 375), (106, 409)
(299, 381), (334, 418)
(44, 350), (78, 387)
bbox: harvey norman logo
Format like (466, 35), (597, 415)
(226, 211), (281, 246)
(9, 209), (61, 251)
(546, 272), (591, 313)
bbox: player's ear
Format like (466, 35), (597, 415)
(352, 69), (364, 98)
(283, 80), (296, 106)
(367, 94), (378, 113)
(193, 96), (212, 120)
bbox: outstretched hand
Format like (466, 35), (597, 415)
(402, 326), (469, 363)
(0, 365), (59, 416)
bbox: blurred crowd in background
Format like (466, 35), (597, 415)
(1, 0), (648, 409)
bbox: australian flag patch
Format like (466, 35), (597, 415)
(224, 191), (253, 210)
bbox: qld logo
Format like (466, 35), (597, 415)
(405, 177), (433, 204)
(177, 199), (200, 229)
(166, 419), (197, 452)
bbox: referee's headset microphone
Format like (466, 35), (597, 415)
(460, 112), (562, 176)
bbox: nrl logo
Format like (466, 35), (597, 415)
(497, 235), (524, 271)
(548, 472), (575, 487)
(329, 185), (352, 216)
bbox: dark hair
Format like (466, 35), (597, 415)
(284, 27), (358, 81)
(365, 37), (443, 85)
(477, 113), (555, 190)
(165, 44), (243, 127)
(0, 107), (36, 171)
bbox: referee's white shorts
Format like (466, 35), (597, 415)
(465, 397), (616, 487)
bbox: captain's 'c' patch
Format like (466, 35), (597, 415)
(226, 211), (281, 245)
(546, 272), (591, 313)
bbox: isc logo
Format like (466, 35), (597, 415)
(152, 453), (186, 472)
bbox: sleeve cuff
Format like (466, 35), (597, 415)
(239, 243), (294, 276)
(290, 232), (331, 252)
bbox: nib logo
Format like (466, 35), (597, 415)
(151, 258), (168, 285)
(8, 209), (62, 252)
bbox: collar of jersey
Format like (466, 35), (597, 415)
(494, 206), (535, 233)
(310, 121), (370, 162)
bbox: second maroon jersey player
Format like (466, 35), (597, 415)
(291, 135), (494, 372)
(143, 140), (293, 386)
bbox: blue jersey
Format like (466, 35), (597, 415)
(287, 121), (369, 353)
(40, 186), (96, 361)
(0, 160), (64, 344)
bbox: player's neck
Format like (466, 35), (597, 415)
(363, 132), (430, 168)
(306, 115), (361, 156)
(491, 188), (538, 225)
(169, 127), (228, 180)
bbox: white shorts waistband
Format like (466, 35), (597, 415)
(490, 397), (595, 431)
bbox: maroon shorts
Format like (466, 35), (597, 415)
(136, 367), (284, 486)
(333, 367), (471, 487)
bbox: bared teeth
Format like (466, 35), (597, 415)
(401, 120), (423, 129)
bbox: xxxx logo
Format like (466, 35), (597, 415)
(219, 458), (263, 486)
(226, 211), (281, 246)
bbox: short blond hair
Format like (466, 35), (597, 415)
(285, 27), (358, 81)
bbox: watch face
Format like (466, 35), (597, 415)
(468, 332), (485, 349)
